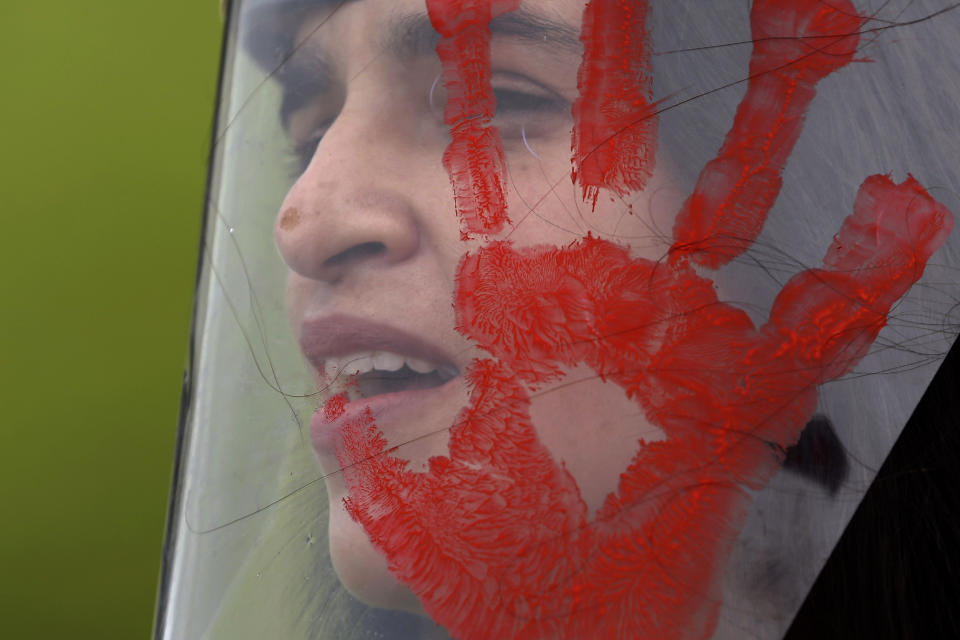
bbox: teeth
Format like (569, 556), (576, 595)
(405, 356), (435, 374)
(343, 354), (374, 376)
(372, 351), (405, 371)
(325, 351), (458, 380)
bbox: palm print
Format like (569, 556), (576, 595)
(326, 0), (955, 638)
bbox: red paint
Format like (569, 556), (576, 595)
(333, 2), (955, 639)
(571, 0), (655, 210)
(427, 0), (521, 239)
(323, 392), (347, 421)
(672, 0), (865, 269)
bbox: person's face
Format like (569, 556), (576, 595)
(274, 0), (680, 612)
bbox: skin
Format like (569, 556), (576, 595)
(274, 0), (679, 613)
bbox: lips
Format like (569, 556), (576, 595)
(301, 314), (461, 388)
(300, 314), (465, 456)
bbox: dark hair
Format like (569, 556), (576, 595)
(788, 336), (960, 638)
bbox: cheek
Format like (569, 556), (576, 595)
(327, 500), (425, 614)
(528, 364), (666, 515)
(505, 145), (683, 258)
(502, 137), (575, 226)
(284, 274), (311, 331)
(588, 169), (685, 254)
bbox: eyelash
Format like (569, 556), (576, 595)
(290, 124), (332, 176)
(288, 85), (567, 177)
(495, 88), (566, 118)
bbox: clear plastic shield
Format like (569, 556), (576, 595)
(156, 1), (960, 638)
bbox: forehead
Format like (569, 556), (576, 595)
(321, 1), (585, 56)
(245, 0), (588, 72)
(297, 0), (588, 27)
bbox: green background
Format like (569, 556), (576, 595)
(1, 2), (222, 637)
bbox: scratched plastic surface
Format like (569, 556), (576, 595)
(157, 1), (960, 639)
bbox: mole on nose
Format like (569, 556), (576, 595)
(279, 206), (301, 231)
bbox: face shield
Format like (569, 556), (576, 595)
(156, 1), (960, 638)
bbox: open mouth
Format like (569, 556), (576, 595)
(325, 351), (460, 399)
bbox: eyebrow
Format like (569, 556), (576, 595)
(386, 9), (583, 58)
(277, 6), (582, 127)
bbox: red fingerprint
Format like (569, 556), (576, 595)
(427, 0), (520, 239)
(672, 0), (865, 269)
(335, 1), (954, 638)
(571, 0), (656, 210)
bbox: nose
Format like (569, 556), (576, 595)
(274, 105), (423, 284)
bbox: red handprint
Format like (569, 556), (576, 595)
(332, 1), (954, 638)
(572, 0), (656, 208)
(428, 0), (521, 239)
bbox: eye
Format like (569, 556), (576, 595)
(289, 121), (332, 177)
(491, 76), (569, 140)
(495, 88), (564, 115)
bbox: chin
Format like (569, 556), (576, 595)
(326, 484), (426, 615)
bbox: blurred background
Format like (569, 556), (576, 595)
(0, 2), (222, 637)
